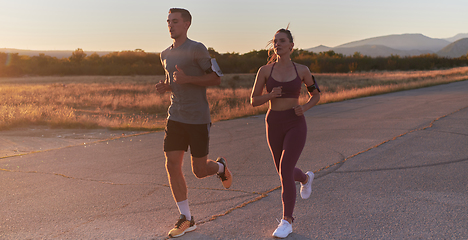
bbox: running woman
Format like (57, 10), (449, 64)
(156, 8), (233, 238)
(250, 28), (320, 238)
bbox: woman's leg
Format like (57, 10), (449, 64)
(266, 125), (284, 173)
(279, 119), (307, 221)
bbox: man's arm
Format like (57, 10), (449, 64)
(155, 79), (172, 94)
(172, 65), (221, 86)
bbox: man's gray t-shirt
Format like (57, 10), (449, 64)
(160, 39), (212, 124)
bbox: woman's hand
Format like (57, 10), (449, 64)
(270, 86), (282, 98)
(293, 105), (304, 116)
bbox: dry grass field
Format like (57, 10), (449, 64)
(1, 66), (467, 131)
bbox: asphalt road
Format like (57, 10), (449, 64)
(1, 80), (467, 239)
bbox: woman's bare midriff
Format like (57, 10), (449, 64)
(269, 98), (299, 111)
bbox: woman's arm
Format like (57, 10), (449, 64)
(293, 65), (321, 115)
(250, 66), (281, 107)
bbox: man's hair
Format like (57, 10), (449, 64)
(169, 8), (192, 23)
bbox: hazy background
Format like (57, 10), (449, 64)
(1, 0), (467, 53)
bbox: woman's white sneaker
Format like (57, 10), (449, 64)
(300, 171), (314, 199)
(272, 219), (292, 238)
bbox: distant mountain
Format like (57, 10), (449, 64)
(335, 33), (449, 52)
(437, 38), (468, 58)
(307, 45), (332, 53)
(332, 45), (432, 58)
(305, 33), (468, 58)
(444, 33), (468, 43)
(0, 48), (114, 58)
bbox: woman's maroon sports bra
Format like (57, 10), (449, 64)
(266, 63), (302, 98)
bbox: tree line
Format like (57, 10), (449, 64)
(1, 48), (467, 77)
(0, 49), (163, 77)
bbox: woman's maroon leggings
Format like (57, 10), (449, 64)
(266, 108), (307, 220)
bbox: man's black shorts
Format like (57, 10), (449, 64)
(164, 119), (210, 158)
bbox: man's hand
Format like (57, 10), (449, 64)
(156, 80), (171, 94)
(173, 65), (190, 84)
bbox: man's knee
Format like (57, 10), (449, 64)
(191, 156), (209, 179)
(192, 164), (207, 179)
(165, 160), (180, 173)
(165, 151), (184, 174)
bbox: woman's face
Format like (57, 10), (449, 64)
(273, 32), (294, 56)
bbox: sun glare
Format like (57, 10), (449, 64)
(4, 53), (12, 66)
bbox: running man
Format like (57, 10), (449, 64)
(156, 8), (233, 238)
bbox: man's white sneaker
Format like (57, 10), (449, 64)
(272, 219), (292, 238)
(300, 171), (314, 199)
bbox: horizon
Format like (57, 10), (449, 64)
(2, 0), (467, 54)
(1, 32), (467, 54)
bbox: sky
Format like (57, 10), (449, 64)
(1, 0), (467, 54)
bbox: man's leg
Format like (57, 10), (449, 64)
(165, 150), (187, 202)
(166, 150), (197, 238)
(191, 155), (218, 179)
(192, 155), (233, 189)
(187, 122), (233, 188)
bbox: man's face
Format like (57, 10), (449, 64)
(167, 12), (190, 40)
